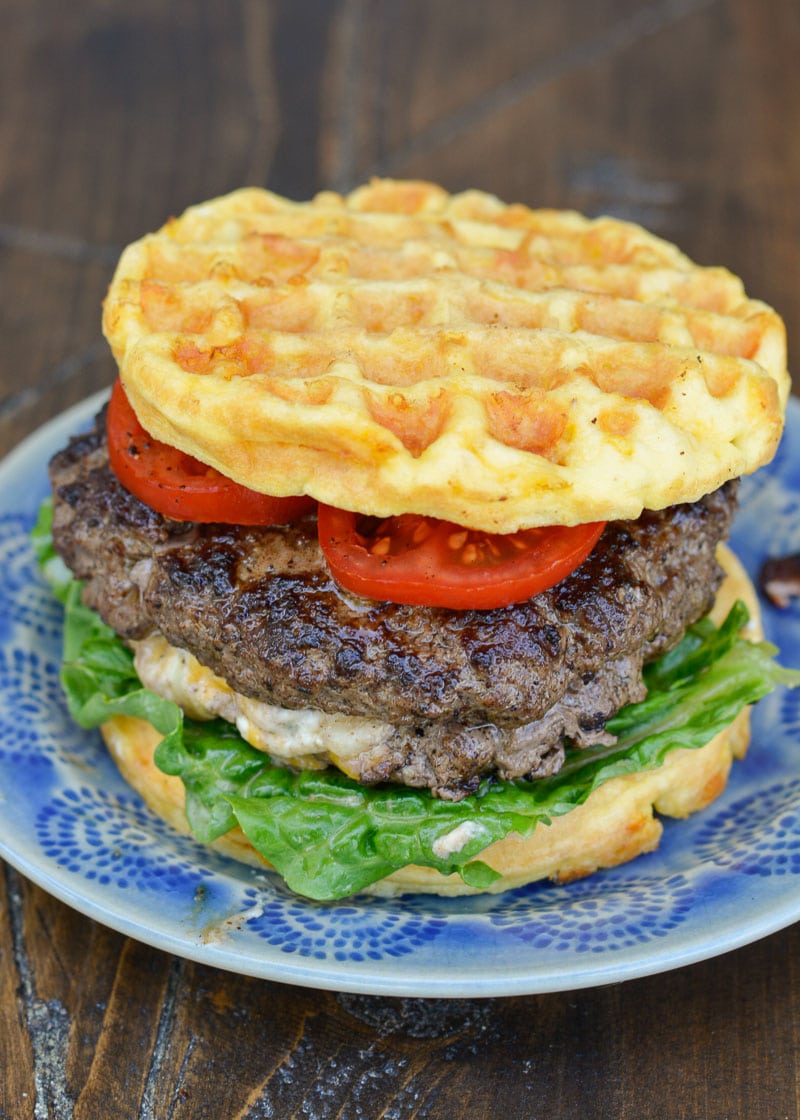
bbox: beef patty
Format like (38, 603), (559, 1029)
(49, 408), (738, 798)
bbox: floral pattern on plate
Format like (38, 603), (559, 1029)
(0, 390), (798, 997)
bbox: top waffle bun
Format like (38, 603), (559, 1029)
(102, 180), (790, 532)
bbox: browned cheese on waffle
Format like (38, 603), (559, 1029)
(102, 181), (789, 534)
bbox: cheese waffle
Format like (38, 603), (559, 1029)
(103, 180), (789, 532)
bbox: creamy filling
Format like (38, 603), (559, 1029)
(431, 821), (490, 858)
(132, 633), (393, 774)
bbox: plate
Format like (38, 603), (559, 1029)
(0, 391), (799, 998)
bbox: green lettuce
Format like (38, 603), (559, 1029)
(35, 500), (800, 900)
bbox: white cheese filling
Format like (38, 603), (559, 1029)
(132, 633), (392, 773)
(431, 821), (489, 858)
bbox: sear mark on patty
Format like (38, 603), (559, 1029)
(49, 408), (738, 798)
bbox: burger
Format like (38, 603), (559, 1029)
(38, 181), (799, 900)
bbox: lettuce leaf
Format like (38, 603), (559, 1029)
(36, 501), (800, 900)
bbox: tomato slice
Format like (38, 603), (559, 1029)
(106, 379), (315, 525)
(317, 506), (606, 609)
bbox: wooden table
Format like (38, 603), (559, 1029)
(2, 2), (799, 1115)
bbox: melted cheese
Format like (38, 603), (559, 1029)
(132, 634), (391, 770)
(431, 821), (489, 858)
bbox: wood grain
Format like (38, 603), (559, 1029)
(4, 865), (800, 1118)
(1, 0), (799, 1116)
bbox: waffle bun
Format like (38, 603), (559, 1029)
(103, 181), (789, 532)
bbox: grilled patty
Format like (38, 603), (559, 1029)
(49, 408), (738, 797)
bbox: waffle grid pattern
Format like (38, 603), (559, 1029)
(103, 181), (789, 530)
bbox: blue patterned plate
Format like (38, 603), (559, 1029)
(1, 391), (799, 997)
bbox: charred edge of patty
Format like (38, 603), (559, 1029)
(49, 408), (739, 798)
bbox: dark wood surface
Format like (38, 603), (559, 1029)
(1, 2), (799, 1116)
